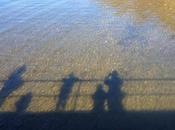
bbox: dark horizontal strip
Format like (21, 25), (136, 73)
(0, 78), (175, 83)
(3, 93), (175, 98)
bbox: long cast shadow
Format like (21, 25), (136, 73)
(1, 70), (175, 130)
(56, 73), (79, 111)
(104, 71), (124, 112)
(0, 65), (26, 107)
(92, 71), (124, 113)
(92, 84), (106, 112)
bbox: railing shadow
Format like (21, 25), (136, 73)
(0, 65), (175, 130)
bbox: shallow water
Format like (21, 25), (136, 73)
(0, 0), (175, 112)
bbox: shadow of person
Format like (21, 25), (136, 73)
(92, 84), (106, 113)
(0, 65), (26, 107)
(56, 73), (79, 111)
(15, 92), (32, 113)
(104, 71), (124, 112)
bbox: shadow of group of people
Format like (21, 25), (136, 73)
(93, 71), (124, 112)
(0, 65), (124, 113)
(1, 65), (175, 130)
(56, 71), (124, 112)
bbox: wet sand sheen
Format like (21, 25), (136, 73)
(0, 0), (175, 112)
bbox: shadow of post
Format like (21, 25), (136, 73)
(0, 65), (26, 107)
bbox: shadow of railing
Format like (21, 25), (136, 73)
(0, 65), (175, 130)
(1, 77), (175, 83)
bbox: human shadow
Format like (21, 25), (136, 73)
(15, 92), (32, 113)
(0, 65), (26, 107)
(56, 73), (79, 110)
(92, 84), (106, 112)
(93, 71), (124, 113)
(104, 70), (124, 112)
(1, 70), (175, 130)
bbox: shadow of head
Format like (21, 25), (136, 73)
(104, 70), (123, 87)
(62, 73), (79, 86)
(8, 65), (26, 80)
(3, 65), (26, 91)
